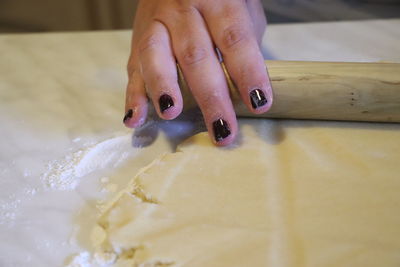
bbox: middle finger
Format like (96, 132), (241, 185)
(200, 1), (273, 114)
(163, 7), (238, 145)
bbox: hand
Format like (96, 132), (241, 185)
(123, 0), (273, 146)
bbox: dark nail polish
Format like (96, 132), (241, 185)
(159, 94), (174, 113)
(213, 118), (231, 142)
(250, 89), (267, 109)
(123, 109), (133, 123)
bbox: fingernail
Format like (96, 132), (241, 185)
(123, 109), (133, 123)
(250, 89), (267, 109)
(159, 94), (174, 113)
(213, 118), (231, 142)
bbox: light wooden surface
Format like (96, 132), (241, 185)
(179, 61), (400, 122)
(265, 61), (400, 122)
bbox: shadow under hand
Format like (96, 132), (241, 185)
(243, 117), (400, 147)
(240, 118), (287, 146)
(132, 108), (207, 150)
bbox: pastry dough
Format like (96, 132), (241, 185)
(94, 120), (400, 267)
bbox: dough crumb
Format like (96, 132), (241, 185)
(94, 251), (117, 266)
(104, 183), (118, 193)
(100, 177), (110, 183)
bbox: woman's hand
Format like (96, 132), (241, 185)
(123, 0), (273, 146)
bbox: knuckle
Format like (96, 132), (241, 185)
(199, 93), (215, 106)
(127, 60), (136, 75)
(220, 4), (240, 20)
(138, 34), (161, 53)
(221, 24), (249, 50)
(180, 45), (208, 66)
(159, 5), (197, 21)
(176, 6), (198, 16)
(151, 72), (165, 83)
(127, 58), (141, 78)
(196, 88), (222, 107)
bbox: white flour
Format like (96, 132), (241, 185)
(66, 251), (117, 267)
(0, 196), (21, 225)
(41, 134), (135, 191)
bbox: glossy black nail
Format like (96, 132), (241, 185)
(159, 94), (174, 113)
(213, 118), (231, 142)
(123, 109), (133, 123)
(250, 89), (267, 109)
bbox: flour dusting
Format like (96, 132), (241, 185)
(66, 251), (117, 267)
(41, 135), (135, 190)
(0, 197), (21, 225)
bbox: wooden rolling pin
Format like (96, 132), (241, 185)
(178, 61), (400, 123)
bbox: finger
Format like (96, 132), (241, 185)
(124, 54), (148, 128)
(246, 0), (267, 45)
(200, 1), (273, 114)
(138, 21), (183, 120)
(166, 7), (238, 145)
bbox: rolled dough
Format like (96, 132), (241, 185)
(92, 120), (400, 267)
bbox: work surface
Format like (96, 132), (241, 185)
(1, 19), (400, 266)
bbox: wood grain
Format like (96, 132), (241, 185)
(179, 61), (400, 123)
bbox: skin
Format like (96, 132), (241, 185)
(124, 0), (273, 146)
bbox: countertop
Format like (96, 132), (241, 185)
(0, 19), (399, 267)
